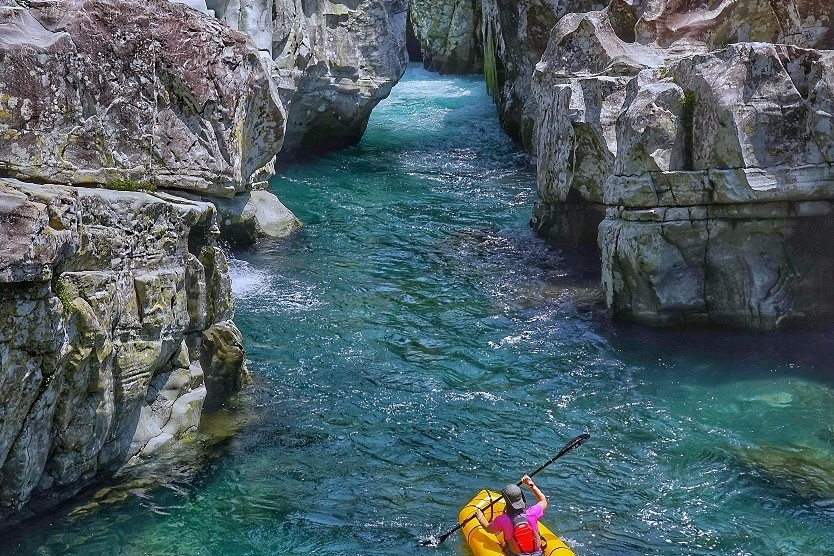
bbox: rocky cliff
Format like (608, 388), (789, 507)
(483, 0), (834, 328)
(1, 0), (411, 522)
(0, 0), (280, 521)
(408, 0), (482, 74)
(192, 0), (409, 156)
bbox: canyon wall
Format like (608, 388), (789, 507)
(194, 0), (409, 156)
(0, 0), (277, 521)
(484, 0), (834, 328)
(408, 0), (482, 74)
(1, 0), (408, 521)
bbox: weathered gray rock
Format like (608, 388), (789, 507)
(0, 0), (286, 197)
(210, 189), (301, 245)
(269, 0), (409, 155)
(199, 0), (408, 156)
(480, 0), (604, 148)
(511, 1), (834, 328)
(409, 0), (482, 74)
(530, 8), (667, 246)
(0, 178), (246, 520)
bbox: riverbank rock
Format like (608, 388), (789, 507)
(496, 0), (834, 328)
(200, 0), (408, 156)
(408, 0), (482, 74)
(0, 0), (285, 197)
(0, 178), (248, 521)
(271, 0), (409, 155)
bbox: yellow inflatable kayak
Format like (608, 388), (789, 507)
(458, 490), (575, 556)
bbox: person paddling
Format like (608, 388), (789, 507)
(474, 474), (547, 556)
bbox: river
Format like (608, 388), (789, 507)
(2, 64), (833, 556)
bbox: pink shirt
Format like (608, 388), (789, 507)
(490, 503), (544, 551)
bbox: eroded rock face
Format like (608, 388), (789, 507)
(202, 0), (409, 156)
(270, 0), (409, 155)
(630, 0), (834, 49)
(0, 178), (247, 521)
(507, 0), (834, 328)
(409, 0), (483, 74)
(480, 0), (604, 148)
(0, 0), (286, 197)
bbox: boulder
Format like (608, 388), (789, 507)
(210, 189), (301, 245)
(0, 0), (285, 196)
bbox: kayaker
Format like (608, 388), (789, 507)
(474, 474), (547, 556)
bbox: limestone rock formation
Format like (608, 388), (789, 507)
(0, 0), (286, 197)
(0, 0), (276, 522)
(494, 0), (834, 328)
(0, 178), (245, 521)
(480, 0), (604, 149)
(199, 0), (409, 156)
(409, 0), (483, 74)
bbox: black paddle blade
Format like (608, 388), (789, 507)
(563, 432), (590, 454)
(526, 433), (591, 480)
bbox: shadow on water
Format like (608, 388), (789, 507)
(603, 319), (834, 386)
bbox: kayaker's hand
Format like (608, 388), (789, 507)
(521, 475), (534, 488)
(473, 508), (490, 530)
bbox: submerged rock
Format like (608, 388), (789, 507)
(733, 442), (834, 501)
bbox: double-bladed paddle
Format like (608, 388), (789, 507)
(419, 432), (590, 547)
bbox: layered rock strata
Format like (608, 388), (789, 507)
(0, 0), (278, 521)
(490, 0), (834, 328)
(597, 43), (834, 327)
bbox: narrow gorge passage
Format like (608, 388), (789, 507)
(3, 64), (833, 556)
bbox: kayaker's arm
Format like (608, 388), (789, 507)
(474, 508), (494, 532)
(522, 475), (548, 512)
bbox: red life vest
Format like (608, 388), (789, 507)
(509, 512), (540, 554)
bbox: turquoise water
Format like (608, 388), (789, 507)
(3, 64), (834, 555)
